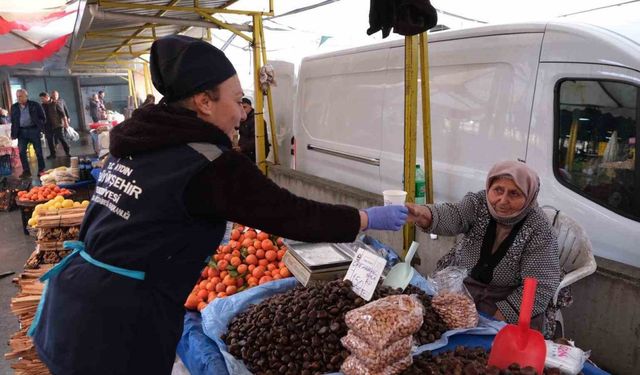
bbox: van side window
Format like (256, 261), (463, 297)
(555, 79), (639, 221)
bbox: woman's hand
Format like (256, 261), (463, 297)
(494, 309), (506, 321)
(406, 203), (433, 229)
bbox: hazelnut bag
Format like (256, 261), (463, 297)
(428, 266), (479, 329)
(341, 332), (414, 371)
(344, 294), (423, 350)
(340, 354), (413, 375)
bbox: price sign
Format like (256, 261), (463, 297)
(344, 247), (387, 301)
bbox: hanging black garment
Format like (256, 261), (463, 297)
(394, 0), (438, 36)
(367, 0), (395, 38)
(470, 216), (527, 284)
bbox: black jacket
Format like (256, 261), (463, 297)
(10, 100), (46, 138)
(238, 108), (270, 162)
(111, 103), (360, 242)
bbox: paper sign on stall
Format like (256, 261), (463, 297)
(344, 248), (387, 301)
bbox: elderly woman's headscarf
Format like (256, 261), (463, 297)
(485, 160), (540, 226)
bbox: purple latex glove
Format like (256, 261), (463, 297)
(364, 205), (408, 231)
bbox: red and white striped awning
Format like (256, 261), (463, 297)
(0, 0), (77, 66)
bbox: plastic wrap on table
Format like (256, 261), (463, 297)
(340, 354), (412, 375)
(344, 295), (423, 350)
(201, 278), (298, 375)
(177, 312), (229, 375)
(184, 297), (607, 375)
(198, 275), (505, 375)
(429, 266), (479, 329)
(341, 333), (413, 371)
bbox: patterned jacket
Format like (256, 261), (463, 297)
(425, 191), (560, 323)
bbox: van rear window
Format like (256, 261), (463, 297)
(554, 79), (640, 221)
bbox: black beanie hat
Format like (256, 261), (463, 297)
(150, 35), (237, 102)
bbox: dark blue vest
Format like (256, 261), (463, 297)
(79, 142), (226, 301)
(33, 143), (228, 375)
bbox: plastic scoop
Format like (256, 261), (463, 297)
(488, 277), (546, 373)
(382, 241), (419, 290)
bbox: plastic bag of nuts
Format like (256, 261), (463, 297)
(341, 354), (413, 375)
(428, 266), (479, 329)
(344, 294), (423, 350)
(341, 332), (413, 371)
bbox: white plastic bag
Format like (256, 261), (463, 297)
(545, 340), (590, 374)
(64, 126), (80, 142)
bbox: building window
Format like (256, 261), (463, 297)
(555, 79), (639, 221)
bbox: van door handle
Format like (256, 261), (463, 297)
(307, 144), (380, 166)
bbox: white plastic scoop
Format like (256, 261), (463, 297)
(382, 241), (419, 290)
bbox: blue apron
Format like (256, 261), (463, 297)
(28, 240), (145, 337)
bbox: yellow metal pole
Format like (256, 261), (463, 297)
(143, 63), (153, 95)
(258, 16), (279, 165)
(566, 116), (579, 170)
(419, 32), (434, 204)
(252, 14), (266, 174)
(403, 35), (419, 255)
(127, 69), (138, 109)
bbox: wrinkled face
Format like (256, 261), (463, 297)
(241, 102), (252, 115)
(195, 75), (247, 139)
(17, 91), (28, 105)
(487, 178), (526, 217)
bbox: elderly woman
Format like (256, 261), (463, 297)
(408, 161), (560, 334)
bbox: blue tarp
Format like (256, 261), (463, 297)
(177, 315), (609, 375)
(176, 235), (610, 375)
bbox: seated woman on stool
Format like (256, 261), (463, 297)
(407, 160), (560, 335)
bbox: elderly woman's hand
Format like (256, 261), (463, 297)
(406, 203), (433, 229)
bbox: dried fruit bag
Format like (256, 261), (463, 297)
(428, 266), (479, 329)
(341, 354), (413, 375)
(344, 294), (423, 350)
(341, 332), (413, 371)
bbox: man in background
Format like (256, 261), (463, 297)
(98, 90), (107, 119)
(51, 90), (71, 126)
(40, 92), (71, 158)
(89, 93), (100, 123)
(236, 97), (270, 163)
(11, 89), (46, 178)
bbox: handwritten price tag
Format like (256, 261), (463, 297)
(344, 247), (387, 301)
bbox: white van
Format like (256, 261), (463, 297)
(286, 20), (640, 267)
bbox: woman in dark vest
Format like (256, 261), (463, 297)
(31, 35), (408, 375)
(407, 161), (561, 336)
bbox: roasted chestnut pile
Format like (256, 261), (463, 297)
(402, 346), (580, 375)
(223, 281), (449, 374)
(223, 280), (361, 374)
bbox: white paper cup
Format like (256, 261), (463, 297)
(383, 190), (407, 206)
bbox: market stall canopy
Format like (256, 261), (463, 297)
(70, 0), (250, 73)
(0, 0), (78, 69)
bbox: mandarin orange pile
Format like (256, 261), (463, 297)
(185, 225), (291, 311)
(17, 184), (72, 203)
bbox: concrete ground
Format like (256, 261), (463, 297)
(1, 134), (95, 374)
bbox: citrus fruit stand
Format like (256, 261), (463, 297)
(6, 197), (89, 374)
(175, 235), (609, 375)
(15, 185), (75, 235)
